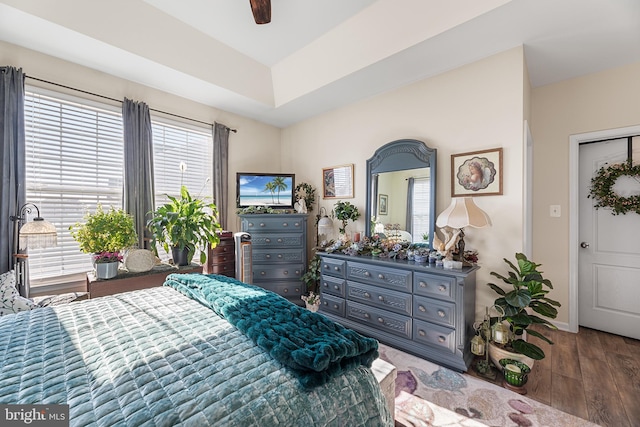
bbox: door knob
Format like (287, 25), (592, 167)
(580, 242), (590, 248)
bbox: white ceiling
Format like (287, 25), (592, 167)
(1, 0), (639, 128)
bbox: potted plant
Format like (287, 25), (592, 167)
(147, 185), (222, 265)
(301, 292), (320, 312)
(301, 254), (321, 294)
(333, 201), (360, 237)
(487, 252), (561, 367)
(69, 205), (138, 279)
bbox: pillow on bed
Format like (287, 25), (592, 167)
(0, 270), (37, 316)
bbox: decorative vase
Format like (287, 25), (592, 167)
(488, 342), (535, 372)
(171, 246), (190, 266)
(305, 303), (320, 312)
(414, 254), (428, 263)
(95, 261), (119, 279)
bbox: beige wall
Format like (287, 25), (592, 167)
(530, 61), (640, 325)
(0, 40), (282, 230)
(282, 47), (528, 319)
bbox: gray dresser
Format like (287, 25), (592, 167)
(318, 252), (478, 371)
(240, 214), (308, 305)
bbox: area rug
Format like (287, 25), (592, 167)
(378, 344), (600, 427)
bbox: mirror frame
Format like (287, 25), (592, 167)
(365, 139), (437, 246)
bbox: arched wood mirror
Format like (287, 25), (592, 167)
(365, 139), (437, 246)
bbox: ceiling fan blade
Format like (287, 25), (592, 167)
(250, 0), (271, 24)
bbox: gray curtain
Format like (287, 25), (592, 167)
(406, 177), (414, 235)
(122, 98), (155, 249)
(213, 123), (230, 230)
(0, 66), (25, 276)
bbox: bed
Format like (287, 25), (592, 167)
(0, 273), (393, 426)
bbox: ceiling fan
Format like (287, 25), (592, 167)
(250, 0), (271, 24)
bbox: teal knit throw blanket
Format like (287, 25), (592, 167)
(163, 273), (379, 389)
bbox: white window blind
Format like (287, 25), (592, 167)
(412, 178), (431, 242)
(151, 117), (213, 261)
(24, 88), (124, 286)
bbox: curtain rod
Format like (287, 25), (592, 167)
(25, 75), (237, 133)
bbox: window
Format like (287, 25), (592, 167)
(24, 87), (124, 286)
(412, 178), (431, 242)
(151, 116), (213, 260)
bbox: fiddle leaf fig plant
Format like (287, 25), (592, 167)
(147, 185), (221, 264)
(333, 201), (360, 234)
(487, 252), (561, 360)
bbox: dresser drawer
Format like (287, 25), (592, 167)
(347, 261), (412, 292)
(263, 281), (304, 298)
(414, 272), (455, 301)
(413, 295), (455, 327)
(252, 248), (304, 263)
(413, 319), (456, 353)
(206, 262), (235, 276)
(346, 301), (412, 339)
(253, 264), (304, 281)
(320, 275), (346, 298)
(242, 217), (305, 232)
(250, 233), (304, 248)
(320, 257), (347, 279)
(347, 281), (411, 316)
(320, 293), (345, 317)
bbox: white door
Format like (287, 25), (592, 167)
(578, 137), (640, 339)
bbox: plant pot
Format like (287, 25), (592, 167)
(414, 255), (428, 263)
(95, 261), (119, 279)
(305, 303), (320, 312)
(171, 246), (190, 266)
(488, 342), (535, 372)
(499, 358), (531, 387)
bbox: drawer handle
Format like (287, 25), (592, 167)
(295, 288), (300, 292)
(223, 247), (229, 252)
(259, 223), (265, 227)
(378, 295), (384, 301)
(437, 310), (446, 318)
(323, 301), (328, 306)
(294, 222), (300, 227)
(378, 274), (384, 280)
(277, 254), (283, 258)
(260, 271), (266, 276)
(334, 266), (340, 271)
(418, 330), (426, 337)
(438, 336), (446, 343)
(282, 222), (288, 227)
(333, 304), (338, 310)
(283, 288), (288, 293)
(295, 270), (300, 275)
(364, 271), (371, 277)
(324, 264), (329, 269)
(277, 238), (283, 243)
(283, 270), (289, 275)
(334, 285), (339, 290)
(377, 317), (384, 323)
(438, 285), (446, 292)
(419, 305), (426, 312)
(364, 313), (370, 319)
(419, 281), (426, 288)
(364, 292), (371, 298)
(248, 222), (254, 227)
(266, 254), (271, 259)
(265, 238), (271, 243)
(323, 282), (328, 288)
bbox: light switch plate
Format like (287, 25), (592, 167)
(550, 205), (561, 217)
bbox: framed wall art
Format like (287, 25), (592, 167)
(378, 194), (388, 215)
(451, 148), (503, 197)
(322, 164), (354, 199)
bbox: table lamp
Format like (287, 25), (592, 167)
(435, 197), (491, 260)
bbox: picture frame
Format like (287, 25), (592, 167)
(451, 148), (503, 197)
(323, 164), (354, 199)
(378, 194), (388, 215)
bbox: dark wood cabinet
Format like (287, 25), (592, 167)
(203, 231), (235, 277)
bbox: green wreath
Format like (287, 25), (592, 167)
(589, 162), (640, 215)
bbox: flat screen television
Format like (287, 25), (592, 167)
(236, 172), (296, 209)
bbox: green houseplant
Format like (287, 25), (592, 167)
(333, 201), (360, 235)
(487, 252), (561, 361)
(70, 205), (137, 279)
(147, 185), (222, 265)
(70, 205), (138, 254)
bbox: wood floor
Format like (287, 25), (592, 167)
(468, 325), (640, 427)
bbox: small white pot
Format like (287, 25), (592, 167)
(95, 262), (119, 279)
(305, 303), (320, 312)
